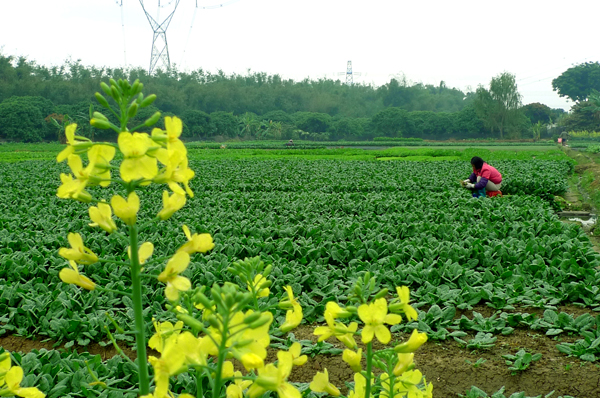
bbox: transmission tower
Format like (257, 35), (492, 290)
(338, 60), (361, 86)
(139, 0), (181, 74)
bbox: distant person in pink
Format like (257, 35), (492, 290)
(463, 156), (502, 192)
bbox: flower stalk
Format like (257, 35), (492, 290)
(129, 224), (150, 395)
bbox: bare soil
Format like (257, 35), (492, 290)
(2, 305), (599, 397)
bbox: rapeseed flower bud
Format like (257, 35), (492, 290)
(358, 298), (402, 344)
(59, 232), (98, 265)
(111, 192), (140, 226)
(59, 260), (95, 290)
(310, 369), (340, 397)
(88, 202), (117, 233)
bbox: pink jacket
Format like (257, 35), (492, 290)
(475, 163), (502, 184)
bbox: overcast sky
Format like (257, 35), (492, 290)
(3, 0), (599, 111)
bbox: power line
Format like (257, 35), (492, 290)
(197, 0), (243, 9)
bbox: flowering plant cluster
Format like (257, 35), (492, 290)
(310, 273), (432, 398)
(45, 79), (433, 398)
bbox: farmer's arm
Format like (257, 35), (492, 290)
(473, 176), (488, 190)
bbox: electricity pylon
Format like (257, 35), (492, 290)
(338, 60), (361, 86)
(139, 0), (181, 74)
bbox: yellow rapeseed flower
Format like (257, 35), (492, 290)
(56, 154), (95, 202)
(58, 232), (98, 265)
(394, 286), (418, 322)
(280, 286), (302, 332)
(314, 313), (358, 349)
(157, 191), (186, 220)
(177, 225), (215, 255)
(392, 369), (430, 398)
(118, 132), (158, 182)
(226, 371), (253, 398)
(59, 260), (95, 290)
(157, 252), (191, 301)
(394, 329), (428, 353)
(325, 302), (351, 320)
(87, 144), (116, 187)
(88, 202), (117, 233)
(289, 342), (307, 366)
(247, 351), (300, 398)
(111, 192), (140, 226)
(56, 123), (92, 163)
(309, 368), (340, 397)
(342, 348), (362, 372)
(393, 353), (414, 376)
(248, 274), (270, 298)
(148, 320), (184, 353)
(128, 242), (154, 264)
(348, 373), (366, 398)
(3, 365), (45, 398)
(358, 298), (402, 344)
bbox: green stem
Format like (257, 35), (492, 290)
(212, 317), (230, 398)
(196, 368), (204, 398)
(365, 342), (373, 398)
(129, 224), (150, 395)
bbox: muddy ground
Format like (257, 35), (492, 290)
(1, 304), (599, 397)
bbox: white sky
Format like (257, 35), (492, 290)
(3, 0), (599, 111)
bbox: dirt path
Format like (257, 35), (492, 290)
(560, 148), (600, 252)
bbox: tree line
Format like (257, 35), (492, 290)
(0, 54), (582, 142)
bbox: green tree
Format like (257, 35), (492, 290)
(210, 111), (238, 137)
(474, 72), (523, 139)
(293, 112), (332, 133)
(370, 107), (414, 137)
(560, 101), (600, 132)
(0, 96), (55, 141)
(521, 102), (554, 124)
(552, 62), (600, 102)
(238, 112), (260, 137)
(181, 109), (211, 138)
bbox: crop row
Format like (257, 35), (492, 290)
(0, 159), (597, 346)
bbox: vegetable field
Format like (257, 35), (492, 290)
(1, 150), (599, 397)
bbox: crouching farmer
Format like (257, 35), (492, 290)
(463, 156), (502, 198)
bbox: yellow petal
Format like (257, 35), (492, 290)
(138, 242), (154, 264)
